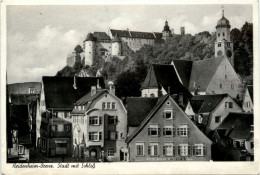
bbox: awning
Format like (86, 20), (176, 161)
(120, 147), (128, 152)
(55, 140), (67, 143)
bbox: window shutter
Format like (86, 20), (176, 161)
(99, 132), (102, 140)
(163, 146), (166, 155)
(99, 116), (102, 125)
(163, 128), (165, 136)
(89, 132), (91, 141)
(158, 128), (161, 137)
(203, 145), (207, 156)
(177, 128), (180, 136)
(173, 145), (176, 157)
(115, 132), (118, 140)
(188, 145), (191, 156)
(148, 128), (151, 136)
(115, 116), (118, 124)
(148, 146), (151, 155)
(177, 146), (181, 156)
(89, 117), (92, 125)
(192, 146), (196, 156)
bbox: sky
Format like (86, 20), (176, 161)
(6, 4), (253, 84)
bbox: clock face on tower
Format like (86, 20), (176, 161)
(226, 50), (232, 57)
(217, 50), (223, 56)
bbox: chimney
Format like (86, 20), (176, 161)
(97, 78), (101, 90)
(108, 81), (115, 95)
(73, 76), (77, 89)
(91, 86), (97, 96)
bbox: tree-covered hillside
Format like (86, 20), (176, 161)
(56, 22), (253, 98)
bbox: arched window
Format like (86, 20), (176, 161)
(150, 93), (155, 97)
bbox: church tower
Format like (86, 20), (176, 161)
(162, 21), (172, 40)
(215, 9), (234, 67)
(84, 33), (95, 66)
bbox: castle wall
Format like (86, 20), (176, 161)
(95, 42), (112, 56)
(84, 41), (95, 66)
(119, 37), (154, 52)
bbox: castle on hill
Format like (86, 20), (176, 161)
(67, 21), (186, 67)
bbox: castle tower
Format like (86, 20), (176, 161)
(84, 33), (95, 66)
(215, 9), (234, 67)
(162, 21), (172, 40)
(111, 33), (121, 56)
(181, 27), (185, 36)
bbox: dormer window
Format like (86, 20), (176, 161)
(29, 87), (35, 94)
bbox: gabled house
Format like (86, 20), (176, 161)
(242, 85), (253, 112)
(212, 112), (253, 161)
(126, 94), (212, 162)
(172, 56), (242, 98)
(71, 83), (127, 162)
(38, 76), (105, 157)
(141, 64), (192, 108)
(184, 94), (243, 136)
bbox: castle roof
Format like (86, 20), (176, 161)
(112, 33), (121, 42)
(110, 29), (163, 40)
(93, 32), (111, 41)
(84, 33), (95, 42)
(42, 76), (105, 109)
(216, 10), (231, 28)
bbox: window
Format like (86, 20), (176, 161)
(198, 115), (203, 124)
(251, 142), (254, 149)
(89, 132), (101, 141)
(108, 149), (115, 156)
(150, 93), (155, 97)
(163, 143), (175, 156)
(178, 144), (189, 156)
(218, 43), (221, 47)
(215, 116), (221, 123)
(109, 116), (118, 125)
(112, 102), (116, 109)
(89, 116), (101, 125)
(225, 102), (233, 108)
(107, 102), (111, 109)
(18, 145), (25, 155)
(29, 88), (35, 94)
(218, 33), (220, 37)
(225, 75), (227, 79)
(109, 131), (118, 140)
(102, 102), (106, 109)
(120, 133), (124, 139)
(177, 124), (189, 137)
(163, 110), (173, 120)
(193, 144), (205, 156)
(65, 125), (70, 131)
(231, 84), (234, 89)
(136, 143), (144, 156)
(148, 125), (160, 136)
(148, 143), (159, 156)
(220, 83), (222, 88)
(246, 102), (251, 108)
(163, 126), (174, 136)
(65, 112), (70, 118)
(223, 32), (225, 36)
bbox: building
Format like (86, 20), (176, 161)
(212, 112), (253, 161)
(71, 84), (127, 162)
(162, 21), (173, 40)
(126, 94), (212, 161)
(242, 85), (253, 112)
(184, 94), (243, 135)
(38, 76), (105, 157)
(7, 105), (32, 162)
(214, 10), (234, 67)
(141, 64), (192, 108)
(172, 56), (242, 98)
(181, 27), (185, 36)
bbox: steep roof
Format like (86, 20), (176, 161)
(8, 82), (41, 95)
(112, 33), (121, 42)
(141, 64), (192, 98)
(126, 97), (158, 127)
(247, 85), (253, 103)
(217, 112), (253, 139)
(190, 94), (228, 113)
(173, 56), (224, 91)
(75, 89), (107, 106)
(84, 33), (95, 42)
(93, 32), (111, 41)
(42, 76), (105, 109)
(110, 29), (163, 40)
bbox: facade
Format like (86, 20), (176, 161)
(126, 94), (212, 162)
(71, 88), (127, 162)
(172, 56), (242, 98)
(184, 94), (243, 135)
(212, 112), (253, 161)
(242, 85), (253, 112)
(214, 10), (234, 67)
(38, 76), (105, 157)
(141, 64), (192, 108)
